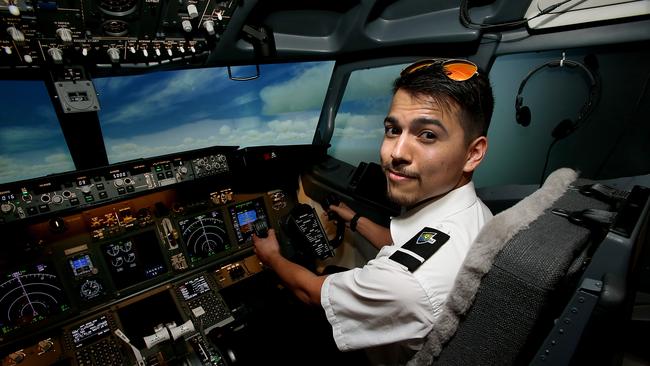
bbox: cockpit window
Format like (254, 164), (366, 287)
(330, 64), (404, 166)
(94, 61), (335, 164)
(0, 80), (75, 185)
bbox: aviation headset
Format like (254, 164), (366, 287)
(515, 54), (599, 139)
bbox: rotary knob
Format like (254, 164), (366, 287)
(79, 185), (92, 194)
(56, 27), (73, 42)
(48, 47), (63, 64)
(182, 20), (192, 33)
(1, 203), (14, 214)
(187, 4), (199, 18)
(107, 47), (120, 63)
(203, 20), (215, 35)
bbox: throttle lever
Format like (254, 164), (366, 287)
(252, 219), (269, 238)
(322, 194), (345, 248)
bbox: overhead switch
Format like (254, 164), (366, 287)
(187, 4), (199, 19)
(6, 26), (25, 42)
(48, 47), (63, 64)
(8, 4), (20, 16)
(107, 47), (120, 63)
(182, 20), (192, 32)
(203, 20), (215, 35)
(56, 27), (73, 42)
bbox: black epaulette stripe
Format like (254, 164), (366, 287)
(389, 251), (422, 272)
(389, 227), (450, 272)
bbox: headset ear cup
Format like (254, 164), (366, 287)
(516, 105), (531, 127)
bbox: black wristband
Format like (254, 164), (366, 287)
(350, 214), (362, 232)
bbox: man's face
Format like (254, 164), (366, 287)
(380, 89), (473, 208)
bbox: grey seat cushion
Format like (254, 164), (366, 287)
(409, 168), (610, 366)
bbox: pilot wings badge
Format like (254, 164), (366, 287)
(416, 231), (438, 245)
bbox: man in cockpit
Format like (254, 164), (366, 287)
(253, 59), (494, 365)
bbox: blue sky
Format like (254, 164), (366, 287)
(0, 61), (402, 184)
(94, 62), (336, 163)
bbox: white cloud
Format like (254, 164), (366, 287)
(105, 112), (320, 163)
(260, 63), (335, 115)
(231, 92), (257, 107)
(100, 68), (230, 125)
(343, 64), (402, 101)
(334, 112), (385, 137)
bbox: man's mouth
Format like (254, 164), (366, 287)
(386, 169), (417, 182)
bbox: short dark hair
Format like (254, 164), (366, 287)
(393, 61), (494, 142)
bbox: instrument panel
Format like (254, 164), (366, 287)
(0, 144), (312, 365)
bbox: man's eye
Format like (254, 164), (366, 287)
(418, 131), (436, 141)
(384, 126), (401, 137)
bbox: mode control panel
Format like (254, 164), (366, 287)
(0, 150), (230, 224)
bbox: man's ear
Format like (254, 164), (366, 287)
(463, 136), (488, 173)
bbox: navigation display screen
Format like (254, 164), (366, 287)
(178, 210), (230, 264)
(0, 263), (70, 336)
(70, 315), (111, 348)
(228, 198), (269, 244)
(101, 230), (168, 290)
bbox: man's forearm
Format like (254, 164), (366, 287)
(356, 216), (392, 249)
(266, 254), (326, 306)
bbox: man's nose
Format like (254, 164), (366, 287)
(390, 135), (411, 163)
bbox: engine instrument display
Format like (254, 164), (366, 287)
(101, 230), (168, 290)
(0, 263), (71, 336)
(178, 210), (230, 264)
(229, 198), (269, 244)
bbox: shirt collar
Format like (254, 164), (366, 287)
(390, 182), (478, 246)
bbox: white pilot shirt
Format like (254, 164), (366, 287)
(320, 182), (492, 365)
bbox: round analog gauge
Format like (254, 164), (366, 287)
(111, 257), (124, 267)
(105, 244), (120, 257)
(178, 211), (229, 262)
(79, 279), (103, 300)
(99, 0), (137, 16)
(102, 20), (129, 36)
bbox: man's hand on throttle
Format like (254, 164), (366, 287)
(328, 202), (356, 224)
(252, 228), (281, 266)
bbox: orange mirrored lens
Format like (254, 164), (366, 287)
(401, 59), (478, 81)
(443, 62), (478, 81)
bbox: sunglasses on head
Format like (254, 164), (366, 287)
(400, 59), (479, 81)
